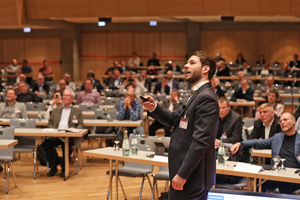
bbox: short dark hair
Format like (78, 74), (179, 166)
(171, 89), (180, 98)
(192, 51), (216, 80)
(23, 60), (28, 64)
(87, 71), (95, 78)
(268, 87), (280, 99)
(125, 83), (134, 90)
(218, 96), (229, 106)
(52, 90), (61, 98)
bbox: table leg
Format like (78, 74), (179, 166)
(253, 178), (257, 192)
(241, 106), (244, 117)
(64, 137), (69, 181)
(109, 159), (112, 200)
(115, 161), (119, 200)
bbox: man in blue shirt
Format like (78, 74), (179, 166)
(117, 88), (141, 135)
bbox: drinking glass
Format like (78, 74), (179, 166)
(223, 147), (231, 166)
(272, 156), (281, 171)
(114, 141), (120, 151)
(280, 158), (286, 171)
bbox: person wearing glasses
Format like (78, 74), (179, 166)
(231, 112), (300, 194)
(117, 88), (141, 135)
(42, 89), (83, 178)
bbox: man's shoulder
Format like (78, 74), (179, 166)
(254, 118), (263, 127)
(72, 106), (83, 113)
(230, 110), (242, 121)
(15, 102), (26, 107)
(52, 106), (63, 113)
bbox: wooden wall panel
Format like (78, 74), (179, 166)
(89, 0), (119, 17)
(160, 32), (187, 58)
(107, 32), (133, 56)
(80, 60), (108, 83)
(290, 0), (300, 16)
(260, 0), (291, 16)
(118, 0), (148, 17)
(1, 38), (25, 63)
(80, 32), (107, 56)
(0, 0), (18, 25)
(175, 0), (204, 16)
(34, 0), (63, 18)
(203, 0), (232, 16)
(61, 0), (90, 17)
(285, 31), (300, 62)
(148, 0), (176, 16)
(231, 0), (260, 16)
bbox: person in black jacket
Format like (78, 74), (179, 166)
(31, 74), (49, 97)
(165, 61), (182, 74)
(216, 61), (230, 77)
(153, 77), (170, 95)
(81, 71), (104, 95)
(147, 52), (160, 66)
(16, 81), (41, 103)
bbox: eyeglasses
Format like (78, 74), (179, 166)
(278, 118), (290, 124)
(126, 94), (135, 97)
(63, 94), (72, 98)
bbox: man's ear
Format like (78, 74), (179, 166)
(203, 65), (210, 74)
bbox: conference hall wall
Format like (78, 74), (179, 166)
(0, 37), (61, 81)
(80, 31), (187, 81)
(200, 30), (300, 66)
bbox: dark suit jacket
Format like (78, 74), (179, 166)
(81, 81), (104, 95)
(47, 106), (84, 147)
(169, 80), (180, 91)
(249, 115), (282, 140)
(165, 65), (182, 74)
(32, 82), (50, 94)
(153, 82), (170, 95)
(230, 87), (254, 102)
(149, 82), (219, 195)
(161, 100), (183, 111)
(108, 78), (124, 90)
(216, 66), (230, 77)
(217, 110), (243, 144)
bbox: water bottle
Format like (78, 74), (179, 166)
(37, 109), (42, 121)
(122, 130), (130, 156)
(107, 113), (111, 122)
(131, 129), (138, 155)
(217, 137), (225, 165)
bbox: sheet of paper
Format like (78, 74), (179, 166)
(43, 128), (56, 132)
(151, 155), (168, 163)
(234, 162), (264, 173)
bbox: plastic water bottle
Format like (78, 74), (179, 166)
(122, 130), (130, 156)
(107, 113), (111, 122)
(37, 109), (42, 121)
(217, 137), (225, 165)
(131, 129), (138, 155)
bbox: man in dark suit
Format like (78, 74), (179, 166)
(153, 76), (170, 95)
(215, 96), (243, 146)
(31, 74), (50, 96)
(16, 81), (41, 103)
(166, 70), (180, 92)
(149, 89), (183, 136)
(165, 61), (182, 74)
(147, 52), (160, 66)
(81, 71), (104, 95)
(42, 89), (84, 177)
(142, 51), (218, 200)
(119, 59), (130, 74)
(289, 54), (300, 68)
(250, 103), (282, 140)
(108, 68), (124, 90)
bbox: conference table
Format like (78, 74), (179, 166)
(0, 139), (18, 148)
(14, 128), (88, 181)
(84, 147), (300, 199)
(229, 101), (255, 117)
(252, 149), (272, 164)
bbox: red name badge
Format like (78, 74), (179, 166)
(179, 117), (189, 130)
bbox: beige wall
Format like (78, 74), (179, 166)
(200, 30), (300, 65)
(0, 36), (61, 81)
(80, 31), (187, 80)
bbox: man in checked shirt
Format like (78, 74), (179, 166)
(117, 88), (141, 135)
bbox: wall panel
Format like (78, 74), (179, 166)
(80, 32), (107, 56)
(107, 32), (133, 56)
(1, 38), (25, 63)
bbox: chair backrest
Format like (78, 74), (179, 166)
(39, 94), (52, 100)
(242, 126), (253, 141)
(104, 89), (113, 97)
(0, 127), (15, 159)
(10, 119), (36, 147)
(79, 103), (100, 111)
(94, 109), (117, 120)
(243, 118), (254, 128)
(104, 98), (120, 108)
(26, 102), (46, 111)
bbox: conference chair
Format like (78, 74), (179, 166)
(10, 119), (37, 179)
(104, 97), (120, 109)
(0, 127), (17, 194)
(104, 89), (113, 97)
(107, 135), (154, 200)
(26, 102), (46, 111)
(39, 94), (52, 100)
(79, 103), (100, 111)
(243, 118), (255, 128)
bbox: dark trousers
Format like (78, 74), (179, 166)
(149, 120), (171, 137)
(261, 180), (300, 194)
(169, 187), (210, 200)
(43, 137), (74, 171)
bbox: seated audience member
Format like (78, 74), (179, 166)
(214, 52), (225, 62)
(239, 61), (251, 75)
(61, 73), (76, 92)
(149, 89), (183, 136)
(153, 77), (170, 95)
(147, 63), (159, 76)
(14, 67), (23, 83)
(231, 112), (300, 194)
(215, 97), (243, 146)
(117, 88), (141, 134)
(21, 60), (34, 85)
(108, 68), (124, 90)
(105, 61), (119, 75)
(235, 53), (246, 66)
(255, 88), (284, 119)
(289, 54), (300, 68)
(258, 62), (273, 76)
(258, 75), (274, 98)
(147, 52), (160, 66)
(119, 72), (145, 98)
(210, 77), (224, 97)
(251, 103), (282, 140)
(166, 70), (179, 92)
(165, 61), (182, 74)
(81, 71), (103, 95)
(5, 59), (20, 85)
(256, 55), (265, 66)
(216, 61), (230, 77)
(128, 52), (141, 68)
(76, 79), (102, 105)
(44, 91), (62, 120)
(13, 73), (27, 94)
(232, 71), (254, 90)
(0, 89), (27, 119)
(119, 59), (129, 74)
(42, 89), (83, 177)
(104, 70), (114, 87)
(57, 79), (67, 95)
(138, 69), (151, 92)
(231, 78), (254, 102)
(278, 62), (292, 86)
(16, 81), (41, 103)
(31, 74), (50, 97)
(38, 60), (53, 81)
